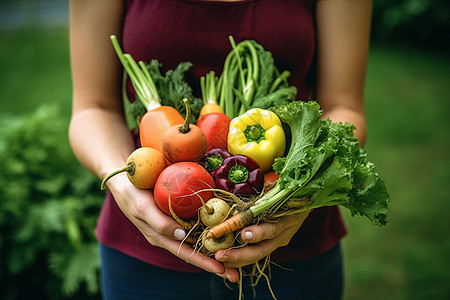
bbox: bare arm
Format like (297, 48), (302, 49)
(69, 0), (133, 179)
(68, 0), (238, 282)
(215, 0), (372, 268)
(315, 0), (372, 145)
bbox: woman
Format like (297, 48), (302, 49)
(69, 0), (371, 299)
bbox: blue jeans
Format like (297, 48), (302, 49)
(99, 243), (344, 300)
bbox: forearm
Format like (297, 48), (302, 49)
(314, 0), (372, 146)
(69, 0), (131, 180)
(69, 107), (135, 181)
(322, 105), (367, 146)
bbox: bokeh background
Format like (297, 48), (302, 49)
(1, 0), (449, 299)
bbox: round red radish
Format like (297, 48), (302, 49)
(154, 162), (215, 219)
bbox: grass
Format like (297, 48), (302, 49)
(342, 44), (450, 299)
(1, 27), (449, 299)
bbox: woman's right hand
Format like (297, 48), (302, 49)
(104, 173), (239, 282)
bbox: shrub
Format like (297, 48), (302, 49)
(0, 105), (103, 299)
(372, 0), (450, 49)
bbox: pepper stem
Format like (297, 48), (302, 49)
(248, 126), (260, 140)
(179, 98), (191, 134)
(244, 124), (265, 143)
(204, 155), (224, 172)
(228, 164), (249, 183)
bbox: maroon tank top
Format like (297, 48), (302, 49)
(96, 0), (347, 272)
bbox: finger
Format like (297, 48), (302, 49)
(240, 216), (298, 244)
(134, 207), (239, 282)
(215, 213), (311, 268)
(241, 212), (310, 244)
(215, 240), (277, 268)
(128, 191), (188, 241)
(110, 177), (187, 241)
(215, 267), (240, 283)
(214, 233), (292, 268)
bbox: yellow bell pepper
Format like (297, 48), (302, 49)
(227, 108), (286, 172)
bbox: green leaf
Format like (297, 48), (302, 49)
(253, 100), (390, 225)
(49, 243), (100, 295)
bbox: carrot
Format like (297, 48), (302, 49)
(100, 147), (167, 190)
(199, 71), (224, 118)
(206, 209), (254, 239)
(139, 106), (184, 153)
(110, 35), (184, 153)
(162, 98), (207, 163)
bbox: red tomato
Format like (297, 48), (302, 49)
(196, 112), (231, 152)
(154, 162), (215, 219)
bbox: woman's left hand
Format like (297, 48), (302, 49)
(214, 210), (310, 268)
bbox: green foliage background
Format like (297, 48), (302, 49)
(0, 28), (103, 299)
(0, 105), (103, 299)
(0, 1), (449, 299)
(372, 0), (450, 49)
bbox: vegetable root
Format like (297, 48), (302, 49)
(162, 98), (207, 163)
(202, 232), (235, 254)
(168, 189), (198, 230)
(153, 162), (215, 219)
(206, 209), (254, 239)
(199, 197), (231, 227)
(100, 147), (166, 190)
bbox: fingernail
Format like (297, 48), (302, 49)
(173, 228), (186, 240)
(244, 231), (254, 241)
(214, 271), (232, 282)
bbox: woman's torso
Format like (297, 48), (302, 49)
(96, 0), (346, 272)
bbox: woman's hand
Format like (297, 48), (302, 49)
(105, 173), (239, 282)
(214, 210), (310, 268)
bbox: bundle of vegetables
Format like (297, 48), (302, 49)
(218, 37), (298, 119)
(100, 35), (389, 300)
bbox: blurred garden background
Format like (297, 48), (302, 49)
(0, 0), (449, 299)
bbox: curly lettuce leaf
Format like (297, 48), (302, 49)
(263, 100), (390, 226)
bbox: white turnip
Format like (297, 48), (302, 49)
(199, 197), (231, 227)
(202, 232), (234, 253)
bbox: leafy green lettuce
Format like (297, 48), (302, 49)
(250, 100), (389, 226)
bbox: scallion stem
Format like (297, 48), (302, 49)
(249, 184), (291, 216)
(200, 76), (206, 104)
(138, 61), (161, 104)
(268, 70), (291, 94)
(109, 35), (161, 111)
(123, 54), (149, 104)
